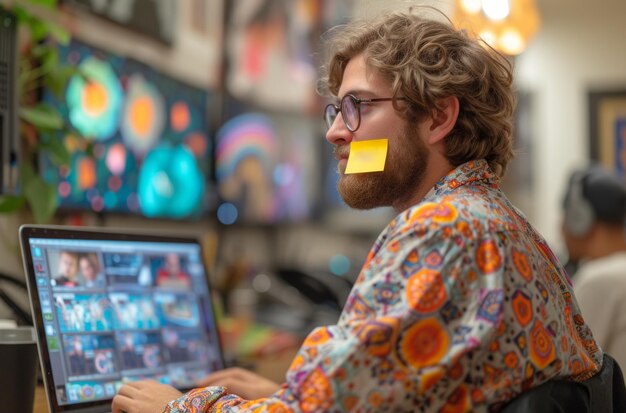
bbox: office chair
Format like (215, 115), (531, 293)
(501, 353), (626, 412)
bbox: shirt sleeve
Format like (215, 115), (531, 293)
(164, 215), (506, 412)
(164, 387), (226, 413)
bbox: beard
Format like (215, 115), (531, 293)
(336, 124), (429, 210)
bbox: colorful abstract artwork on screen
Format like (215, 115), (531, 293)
(41, 40), (214, 219)
(215, 100), (319, 224)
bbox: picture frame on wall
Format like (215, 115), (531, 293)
(589, 89), (626, 179)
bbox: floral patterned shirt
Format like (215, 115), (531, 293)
(165, 159), (602, 413)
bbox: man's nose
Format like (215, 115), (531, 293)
(325, 113), (352, 144)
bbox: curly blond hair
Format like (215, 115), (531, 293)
(320, 10), (515, 176)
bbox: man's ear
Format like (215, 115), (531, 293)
(425, 96), (459, 145)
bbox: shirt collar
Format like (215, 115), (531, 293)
(423, 159), (499, 201)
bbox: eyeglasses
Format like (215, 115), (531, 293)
(324, 94), (404, 132)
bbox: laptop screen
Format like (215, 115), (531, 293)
(20, 226), (224, 410)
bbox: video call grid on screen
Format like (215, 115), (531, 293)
(28, 238), (223, 406)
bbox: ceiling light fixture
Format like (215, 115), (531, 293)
(453, 0), (540, 56)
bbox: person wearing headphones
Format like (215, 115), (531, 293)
(561, 164), (626, 369)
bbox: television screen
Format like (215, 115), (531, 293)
(40, 39), (216, 219)
(215, 98), (320, 225)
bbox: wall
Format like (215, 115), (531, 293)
(515, 0), (626, 251)
(355, 0), (453, 18)
(60, 0), (223, 89)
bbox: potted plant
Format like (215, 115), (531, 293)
(0, 0), (87, 224)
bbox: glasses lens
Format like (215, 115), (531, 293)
(324, 104), (338, 129)
(341, 95), (359, 131)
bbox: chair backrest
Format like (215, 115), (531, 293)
(500, 353), (626, 412)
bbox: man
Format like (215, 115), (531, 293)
(112, 10), (602, 413)
(67, 336), (88, 376)
(155, 253), (191, 289)
(561, 165), (626, 369)
(119, 333), (143, 370)
(54, 250), (79, 287)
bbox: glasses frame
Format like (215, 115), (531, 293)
(324, 94), (404, 132)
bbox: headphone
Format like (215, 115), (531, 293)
(563, 166), (626, 237)
(564, 170), (595, 236)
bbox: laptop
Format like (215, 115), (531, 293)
(19, 224), (225, 413)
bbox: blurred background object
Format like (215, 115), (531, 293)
(453, 0), (541, 55)
(559, 164), (626, 368)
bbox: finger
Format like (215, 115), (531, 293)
(195, 368), (249, 386)
(194, 376), (221, 387)
(111, 394), (134, 413)
(196, 369), (255, 387)
(126, 379), (157, 390)
(117, 383), (141, 398)
(207, 377), (258, 390)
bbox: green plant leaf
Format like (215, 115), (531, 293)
(43, 65), (77, 99)
(20, 103), (64, 130)
(30, 43), (49, 59)
(20, 162), (36, 187)
(39, 132), (71, 166)
(0, 195), (26, 213)
(45, 21), (70, 45)
(13, 6), (32, 25)
(28, 16), (49, 42)
(24, 175), (58, 224)
(18, 62), (34, 93)
(14, 3), (65, 43)
(27, 0), (58, 9)
(41, 47), (60, 71)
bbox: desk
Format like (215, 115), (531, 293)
(32, 348), (297, 413)
(34, 386), (48, 413)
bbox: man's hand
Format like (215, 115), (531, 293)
(111, 380), (183, 413)
(195, 367), (281, 400)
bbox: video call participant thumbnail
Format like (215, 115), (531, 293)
(52, 250), (80, 287)
(79, 252), (105, 288)
(155, 253), (191, 289)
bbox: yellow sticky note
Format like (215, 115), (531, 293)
(345, 138), (388, 174)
